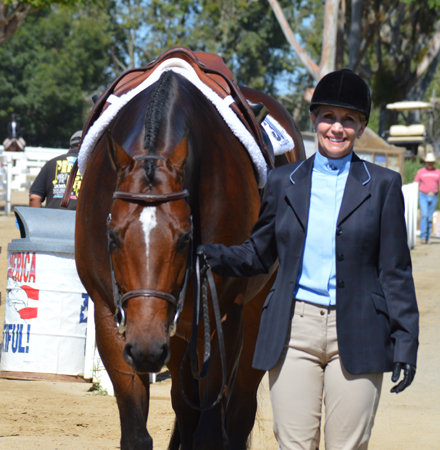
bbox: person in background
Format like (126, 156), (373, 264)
(29, 131), (83, 210)
(414, 153), (440, 244)
(7, 113), (22, 139)
(198, 69), (419, 450)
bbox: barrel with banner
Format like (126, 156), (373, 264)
(1, 207), (90, 381)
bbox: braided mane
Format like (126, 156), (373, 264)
(142, 71), (174, 182)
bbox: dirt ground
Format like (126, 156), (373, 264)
(0, 190), (439, 450)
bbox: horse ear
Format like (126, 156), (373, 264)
(106, 131), (133, 173)
(167, 133), (188, 174)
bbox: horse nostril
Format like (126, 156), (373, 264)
(123, 343), (135, 367)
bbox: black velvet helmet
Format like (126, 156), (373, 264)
(310, 69), (371, 123)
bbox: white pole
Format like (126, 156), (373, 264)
(83, 297), (96, 380)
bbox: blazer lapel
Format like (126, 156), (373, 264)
(284, 156), (314, 231)
(337, 153), (371, 226)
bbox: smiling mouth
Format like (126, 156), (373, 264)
(328, 137), (345, 143)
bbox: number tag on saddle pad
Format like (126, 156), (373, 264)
(261, 115), (295, 156)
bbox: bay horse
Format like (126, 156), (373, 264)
(74, 50), (305, 450)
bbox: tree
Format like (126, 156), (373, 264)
(106, 0), (296, 94)
(0, 0), (89, 45)
(267, 0), (440, 133)
(0, 5), (113, 147)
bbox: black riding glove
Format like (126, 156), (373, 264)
(391, 362), (416, 393)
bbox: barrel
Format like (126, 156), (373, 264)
(1, 206), (89, 382)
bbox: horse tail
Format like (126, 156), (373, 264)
(167, 417), (181, 450)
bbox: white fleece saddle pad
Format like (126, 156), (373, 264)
(78, 58), (294, 188)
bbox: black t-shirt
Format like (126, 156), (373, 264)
(29, 149), (82, 210)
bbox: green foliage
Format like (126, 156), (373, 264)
(404, 158), (424, 185)
(0, 6), (113, 147)
(401, 0), (440, 11)
(286, 0), (440, 134)
(118, 0), (298, 93)
(2, 0), (95, 7)
(88, 382), (109, 395)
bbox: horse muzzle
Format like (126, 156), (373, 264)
(123, 338), (170, 374)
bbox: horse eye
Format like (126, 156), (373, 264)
(178, 232), (191, 248)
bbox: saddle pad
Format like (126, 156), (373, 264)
(79, 57), (293, 187)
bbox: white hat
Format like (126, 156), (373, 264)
(424, 153), (436, 162)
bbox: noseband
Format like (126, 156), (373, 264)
(108, 155), (192, 335)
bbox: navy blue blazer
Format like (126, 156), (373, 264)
(204, 152), (419, 374)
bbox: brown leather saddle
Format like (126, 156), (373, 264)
(62, 47), (273, 207)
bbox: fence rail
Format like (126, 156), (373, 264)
(0, 146), (67, 214)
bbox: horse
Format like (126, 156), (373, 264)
(74, 49), (305, 450)
(3, 137), (25, 152)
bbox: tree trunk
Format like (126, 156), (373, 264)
(348, 0), (363, 70)
(267, 0), (320, 80)
(0, 2), (31, 45)
(320, 0), (341, 76)
(267, 0), (341, 86)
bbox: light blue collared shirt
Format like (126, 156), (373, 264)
(294, 151), (352, 306)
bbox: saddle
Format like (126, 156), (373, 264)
(61, 47), (273, 207)
(89, 47), (272, 167)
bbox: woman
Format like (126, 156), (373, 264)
(414, 152), (440, 244)
(200, 69), (419, 450)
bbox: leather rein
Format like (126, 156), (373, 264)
(108, 155), (227, 411)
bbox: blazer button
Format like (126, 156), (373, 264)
(337, 253), (344, 261)
(336, 227), (342, 236)
(337, 280), (345, 288)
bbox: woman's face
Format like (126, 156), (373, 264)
(310, 105), (366, 159)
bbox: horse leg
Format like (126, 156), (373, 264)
(225, 301), (265, 449)
(167, 335), (201, 450)
(193, 301), (245, 450)
(168, 419), (181, 450)
(93, 293), (152, 450)
(225, 274), (276, 449)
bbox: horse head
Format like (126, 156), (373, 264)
(106, 132), (192, 374)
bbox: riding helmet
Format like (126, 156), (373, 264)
(310, 69), (371, 123)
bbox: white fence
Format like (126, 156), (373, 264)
(402, 182), (419, 249)
(0, 146), (66, 214)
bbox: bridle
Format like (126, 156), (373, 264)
(108, 153), (227, 411)
(108, 155), (192, 335)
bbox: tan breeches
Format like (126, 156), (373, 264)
(269, 300), (383, 450)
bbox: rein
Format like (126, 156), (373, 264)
(108, 154), (227, 411)
(178, 252), (227, 411)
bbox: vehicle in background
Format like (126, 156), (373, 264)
(382, 101), (438, 157)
